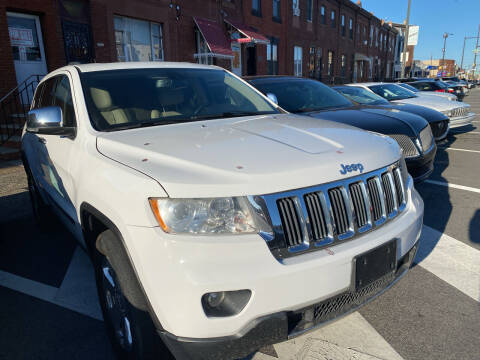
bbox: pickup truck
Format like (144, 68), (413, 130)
(21, 62), (424, 360)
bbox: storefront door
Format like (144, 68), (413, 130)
(7, 12), (48, 92)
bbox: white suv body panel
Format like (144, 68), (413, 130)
(21, 63), (423, 351)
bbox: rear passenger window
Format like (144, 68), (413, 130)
(53, 76), (77, 127)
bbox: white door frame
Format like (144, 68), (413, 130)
(7, 11), (48, 83)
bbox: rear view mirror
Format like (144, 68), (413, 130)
(266, 93), (278, 105)
(26, 106), (75, 137)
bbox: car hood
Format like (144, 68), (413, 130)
(378, 103), (449, 124)
(418, 92), (456, 101)
(391, 96), (469, 112)
(306, 107), (425, 136)
(96, 114), (400, 198)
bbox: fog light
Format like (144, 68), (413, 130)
(201, 290), (251, 317)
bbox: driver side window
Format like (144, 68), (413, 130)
(53, 76), (77, 128)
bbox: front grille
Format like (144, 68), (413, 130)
(264, 163), (406, 258)
(388, 134), (419, 157)
(329, 188), (350, 235)
(277, 197), (303, 247)
(419, 126), (434, 152)
(451, 107), (468, 118)
(430, 120), (449, 139)
(349, 182), (368, 228)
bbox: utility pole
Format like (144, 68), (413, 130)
(401, 0), (411, 78)
(473, 24), (480, 78)
(441, 33), (453, 76)
(460, 35), (477, 77)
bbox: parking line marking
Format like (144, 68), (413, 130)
(438, 147), (480, 154)
(256, 312), (404, 360)
(416, 225), (480, 302)
(451, 131), (480, 135)
(0, 269), (58, 302)
(424, 180), (480, 194)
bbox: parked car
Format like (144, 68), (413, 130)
(247, 76), (436, 182)
(443, 80), (469, 96)
(351, 83), (475, 128)
(397, 81), (459, 101)
(333, 85), (450, 141)
(22, 63), (423, 360)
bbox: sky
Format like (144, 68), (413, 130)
(358, 0), (480, 69)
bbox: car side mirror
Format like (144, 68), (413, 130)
(26, 106), (75, 137)
(266, 93), (278, 105)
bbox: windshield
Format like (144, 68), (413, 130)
(369, 84), (418, 101)
(334, 86), (389, 105)
(397, 83), (419, 93)
(250, 78), (353, 113)
(80, 68), (279, 131)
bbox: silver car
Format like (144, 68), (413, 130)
(350, 83), (475, 129)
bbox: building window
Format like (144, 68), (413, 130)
(115, 16), (164, 62)
(273, 0), (281, 20)
(292, 0), (300, 16)
(315, 47), (323, 79)
(375, 27), (378, 47)
(307, 0), (313, 22)
(341, 54), (346, 78)
(320, 6), (326, 24)
(380, 33), (383, 50)
(327, 50), (334, 76)
(349, 18), (353, 39)
(331, 11), (335, 28)
(341, 15), (345, 36)
(309, 46), (315, 78)
(294, 46), (302, 76)
(252, 0), (262, 16)
(369, 25), (373, 47)
(267, 41), (278, 75)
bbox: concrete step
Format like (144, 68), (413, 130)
(3, 137), (21, 149)
(0, 145), (21, 161)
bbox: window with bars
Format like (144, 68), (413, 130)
(294, 46), (303, 76)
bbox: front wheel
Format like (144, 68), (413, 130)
(93, 230), (174, 360)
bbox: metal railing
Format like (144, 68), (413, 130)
(0, 74), (43, 145)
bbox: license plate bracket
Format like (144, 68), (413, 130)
(354, 240), (397, 291)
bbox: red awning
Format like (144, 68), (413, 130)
(193, 17), (234, 58)
(224, 19), (270, 45)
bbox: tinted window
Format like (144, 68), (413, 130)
(39, 78), (57, 108)
(397, 83), (419, 92)
(334, 86), (389, 105)
(250, 78), (353, 113)
(53, 76), (77, 127)
(80, 68), (279, 131)
(369, 84), (417, 101)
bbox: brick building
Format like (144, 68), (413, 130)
(0, 0), (397, 98)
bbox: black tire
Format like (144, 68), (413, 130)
(27, 175), (54, 227)
(93, 230), (174, 360)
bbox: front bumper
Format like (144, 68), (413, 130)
(122, 180), (423, 359)
(405, 143), (437, 182)
(449, 112), (475, 128)
(160, 242), (418, 360)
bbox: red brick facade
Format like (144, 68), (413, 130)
(0, 0), (397, 98)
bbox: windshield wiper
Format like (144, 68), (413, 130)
(190, 111), (271, 120)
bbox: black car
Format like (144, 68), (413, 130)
(335, 85), (450, 141)
(246, 76), (437, 182)
(406, 80), (463, 100)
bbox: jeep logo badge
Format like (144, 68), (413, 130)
(339, 163), (364, 175)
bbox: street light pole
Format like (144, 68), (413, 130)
(401, 0), (412, 78)
(441, 32), (453, 76)
(460, 35), (477, 76)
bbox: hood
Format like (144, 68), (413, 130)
(418, 92), (456, 101)
(307, 107), (424, 136)
(391, 95), (469, 112)
(96, 114), (401, 198)
(378, 103), (449, 124)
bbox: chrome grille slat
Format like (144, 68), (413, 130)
(263, 163), (407, 259)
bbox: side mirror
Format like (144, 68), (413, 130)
(26, 106), (75, 137)
(266, 93), (278, 105)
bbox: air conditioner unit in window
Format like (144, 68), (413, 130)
(293, 7), (300, 16)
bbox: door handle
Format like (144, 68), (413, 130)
(38, 137), (46, 144)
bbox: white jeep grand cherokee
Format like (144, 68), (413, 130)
(21, 62), (423, 360)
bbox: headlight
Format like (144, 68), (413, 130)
(442, 110), (453, 117)
(399, 154), (409, 187)
(149, 197), (273, 235)
(388, 134), (420, 159)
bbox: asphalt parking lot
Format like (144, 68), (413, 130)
(0, 90), (479, 360)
